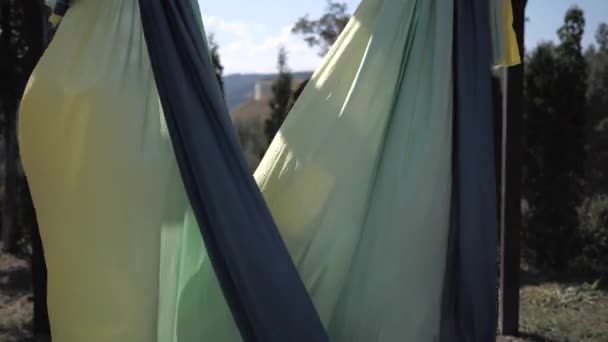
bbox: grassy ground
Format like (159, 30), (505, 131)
(1, 253), (607, 341)
(498, 280), (608, 341)
(0, 253), (33, 342)
(516, 280), (608, 341)
(497, 268), (608, 342)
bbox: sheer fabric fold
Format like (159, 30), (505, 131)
(139, 1), (328, 341)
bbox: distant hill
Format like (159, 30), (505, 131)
(223, 71), (313, 111)
(231, 78), (305, 123)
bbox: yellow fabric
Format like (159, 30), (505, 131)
(19, 1), (210, 340)
(49, 14), (62, 27)
(501, 0), (521, 65)
(495, 0), (521, 66)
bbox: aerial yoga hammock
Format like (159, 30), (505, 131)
(18, 0), (519, 341)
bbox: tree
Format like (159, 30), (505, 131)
(207, 33), (224, 96)
(290, 1), (350, 106)
(578, 22), (608, 275)
(264, 46), (293, 144)
(595, 23), (608, 52)
(0, 0), (47, 253)
(584, 23), (608, 195)
(522, 6), (588, 271)
(292, 0), (350, 56)
(288, 78), (309, 112)
(235, 118), (265, 172)
(0, 0), (51, 337)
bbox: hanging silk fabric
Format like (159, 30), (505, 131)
(491, 0), (522, 67)
(145, 0), (455, 339)
(138, 1), (327, 341)
(255, 0), (454, 340)
(21, 0), (325, 341)
(19, 0), (519, 341)
(441, 1), (521, 341)
(441, 0), (503, 341)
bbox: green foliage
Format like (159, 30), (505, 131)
(585, 23), (608, 195)
(519, 282), (608, 342)
(595, 23), (608, 52)
(235, 118), (265, 172)
(531, 281), (603, 308)
(557, 6), (585, 52)
(523, 6), (588, 272)
(264, 46), (293, 144)
(577, 196), (608, 275)
(0, 0), (47, 254)
(207, 33), (224, 96)
(292, 0), (350, 56)
(288, 78), (309, 112)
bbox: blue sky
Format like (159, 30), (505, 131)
(197, 0), (608, 74)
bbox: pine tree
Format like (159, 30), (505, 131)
(523, 6), (588, 271)
(595, 23), (608, 52)
(585, 23), (608, 194)
(264, 46), (293, 144)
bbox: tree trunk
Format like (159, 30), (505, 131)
(1, 118), (18, 252)
(0, 0), (19, 253)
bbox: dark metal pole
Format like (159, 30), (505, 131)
(499, 0), (526, 336)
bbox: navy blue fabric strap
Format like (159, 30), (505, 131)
(441, 0), (498, 341)
(137, 1), (328, 341)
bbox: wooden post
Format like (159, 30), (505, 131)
(499, 0), (526, 336)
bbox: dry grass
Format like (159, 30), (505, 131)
(518, 281), (608, 341)
(1, 253), (607, 341)
(0, 253), (33, 342)
(498, 279), (608, 342)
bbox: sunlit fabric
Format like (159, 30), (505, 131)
(19, 0), (519, 340)
(20, 1), (184, 339)
(20, 0), (325, 341)
(254, 0), (454, 339)
(142, 0), (455, 339)
(139, 0), (327, 341)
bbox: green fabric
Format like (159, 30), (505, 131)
(21, 0), (454, 340)
(254, 0), (454, 339)
(20, 1), (221, 340)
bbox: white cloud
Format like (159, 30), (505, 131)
(202, 17), (321, 74)
(203, 15), (256, 39)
